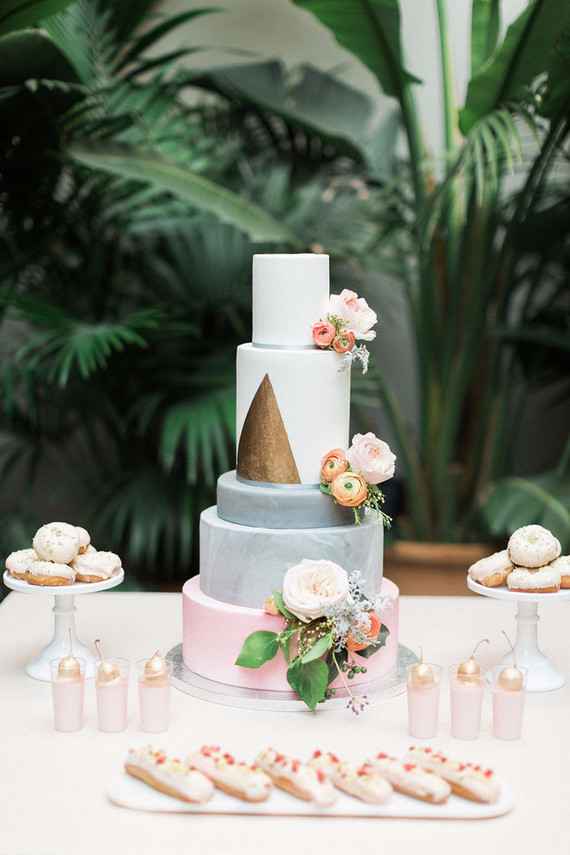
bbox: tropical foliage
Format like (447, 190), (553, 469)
(294, 0), (570, 547)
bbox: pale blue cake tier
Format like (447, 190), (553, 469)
(199, 505), (383, 608)
(217, 470), (354, 529)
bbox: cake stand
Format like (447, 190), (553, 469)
(467, 577), (570, 692)
(167, 643), (418, 712)
(3, 570), (124, 681)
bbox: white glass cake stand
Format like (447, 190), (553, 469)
(3, 569), (124, 681)
(467, 577), (570, 692)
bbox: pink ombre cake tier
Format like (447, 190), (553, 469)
(182, 576), (399, 692)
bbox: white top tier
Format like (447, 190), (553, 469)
(252, 253), (330, 347)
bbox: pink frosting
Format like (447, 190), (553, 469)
(182, 576), (399, 692)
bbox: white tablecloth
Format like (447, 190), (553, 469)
(2, 589), (569, 854)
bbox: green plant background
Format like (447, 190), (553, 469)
(1, 0), (569, 592)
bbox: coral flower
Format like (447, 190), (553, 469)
(331, 471), (368, 507)
(320, 448), (349, 483)
(332, 331), (356, 354)
(312, 321), (336, 348)
(347, 611), (382, 652)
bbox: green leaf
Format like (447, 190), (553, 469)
(293, 0), (420, 99)
(272, 590), (298, 622)
(470, 0), (501, 77)
(0, 0), (75, 36)
(278, 627), (297, 664)
(235, 631), (279, 668)
(481, 469), (570, 551)
(68, 143), (298, 244)
(301, 632), (333, 663)
(460, 0), (570, 133)
(357, 625), (390, 658)
(118, 8), (221, 70)
(0, 28), (78, 84)
(287, 659), (329, 710)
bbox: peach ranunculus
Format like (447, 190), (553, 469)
(346, 611), (382, 652)
(331, 471), (368, 508)
(328, 289), (377, 341)
(312, 320), (336, 348)
(263, 595), (279, 616)
(332, 330), (355, 354)
(347, 432), (396, 485)
(320, 448), (349, 483)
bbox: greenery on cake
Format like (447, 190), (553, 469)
(320, 434), (395, 525)
(235, 561), (391, 712)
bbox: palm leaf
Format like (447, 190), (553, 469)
(460, 0), (570, 133)
(117, 8), (221, 71)
(470, 0), (501, 76)
(68, 142), (299, 243)
(0, 0), (74, 35)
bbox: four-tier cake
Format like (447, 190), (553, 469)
(182, 253), (399, 695)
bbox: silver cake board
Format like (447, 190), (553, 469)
(167, 644), (418, 712)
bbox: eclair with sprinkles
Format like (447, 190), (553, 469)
(255, 748), (336, 806)
(309, 750), (392, 804)
(405, 747), (501, 804)
(188, 746), (272, 803)
(125, 746), (214, 804)
(367, 752), (450, 804)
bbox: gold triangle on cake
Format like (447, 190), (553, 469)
(237, 374), (301, 484)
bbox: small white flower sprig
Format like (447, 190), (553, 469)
(311, 289), (377, 374)
(235, 561), (391, 714)
(320, 433), (396, 525)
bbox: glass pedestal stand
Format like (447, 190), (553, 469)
(467, 577), (570, 692)
(3, 570), (124, 681)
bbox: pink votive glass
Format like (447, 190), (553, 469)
(449, 665), (484, 740)
(137, 658), (172, 733)
(492, 668), (527, 740)
(96, 658), (130, 733)
(50, 657), (86, 733)
(406, 663), (442, 739)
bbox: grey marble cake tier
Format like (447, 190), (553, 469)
(200, 505), (383, 608)
(217, 470), (355, 529)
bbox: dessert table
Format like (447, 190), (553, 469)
(1, 589), (569, 855)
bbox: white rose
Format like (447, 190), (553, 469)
(282, 559), (349, 623)
(347, 433), (396, 485)
(328, 289), (377, 341)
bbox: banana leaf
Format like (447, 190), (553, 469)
(0, 0), (74, 35)
(293, 0), (420, 99)
(460, 0), (570, 133)
(0, 27), (77, 84)
(470, 0), (501, 76)
(68, 143), (298, 244)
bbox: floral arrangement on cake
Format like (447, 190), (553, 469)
(320, 433), (396, 525)
(235, 559), (391, 713)
(312, 289), (377, 374)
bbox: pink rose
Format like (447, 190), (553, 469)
(347, 433), (396, 485)
(332, 331), (355, 353)
(328, 289), (377, 341)
(331, 472), (368, 508)
(320, 448), (349, 483)
(312, 321), (336, 348)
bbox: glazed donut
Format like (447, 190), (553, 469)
(72, 550), (121, 583)
(255, 748), (336, 806)
(507, 565), (561, 593)
(507, 525), (560, 568)
(5, 548), (38, 580)
(188, 746), (272, 802)
(549, 556), (570, 589)
(126, 747), (213, 804)
(76, 526), (91, 554)
(309, 751), (392, 804)
(33, 522), (80, 564)
(468, 550), (512, 587)
(406, 747), (501, 804)
(27, 560), (76, 587)
(367, 752), (450, 804)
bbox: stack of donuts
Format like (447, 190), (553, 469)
(5, 521), (122, 587)
(468, 524), (569, 593)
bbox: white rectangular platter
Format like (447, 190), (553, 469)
(108, 772), (514, 820)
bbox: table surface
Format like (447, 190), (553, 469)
(2, 588), (569, 855)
